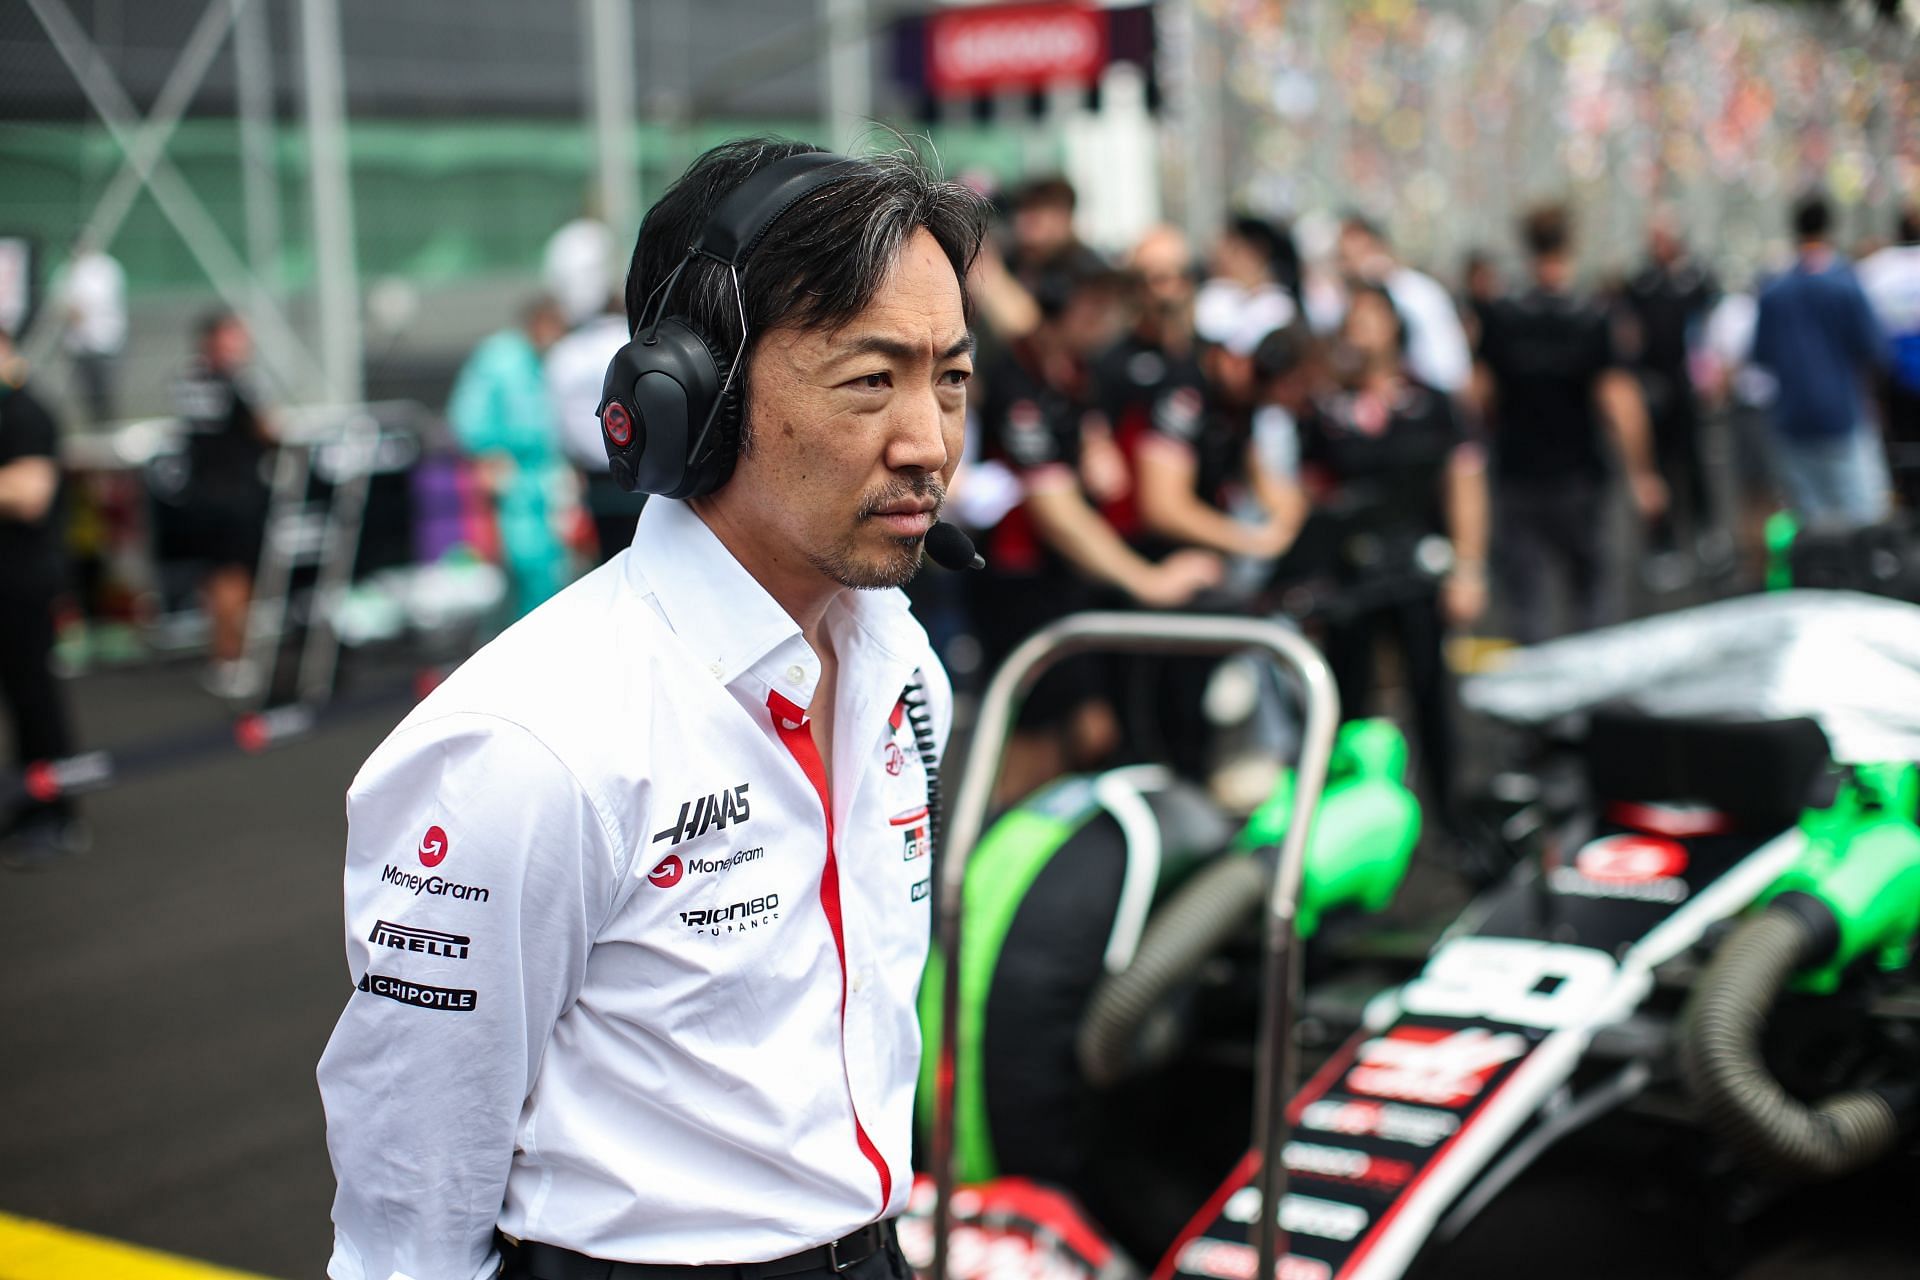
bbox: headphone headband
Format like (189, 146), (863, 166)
(694, 150), (854, 267)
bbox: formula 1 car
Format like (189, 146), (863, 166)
(905, 594), (1920, 1280)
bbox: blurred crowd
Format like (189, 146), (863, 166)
(6, 165), (1920, 867)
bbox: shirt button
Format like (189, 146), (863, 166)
(785, 663), (806, 684)
(850, 971), (865, 994)
(707, 662), (724, 679)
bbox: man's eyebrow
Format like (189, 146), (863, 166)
(830, 331), (977, 362)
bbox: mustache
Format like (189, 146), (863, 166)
(857, 475), (946, 520)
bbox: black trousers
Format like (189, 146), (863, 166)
(0, 582), (76, 831)
(500, 1236), (912, 1280)
(1649, 398), (1713, 551)
(1323, 590), (1456, 813)
(1493, 473), (1608, 646)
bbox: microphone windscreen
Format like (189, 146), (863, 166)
(925, 521), (985, 571)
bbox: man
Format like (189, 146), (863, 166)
(0, 329), (84, 869)
(1125, 293), (1302, 568)
(1295, 285), (1488, 814)
(1195, 215), (1300, 367)
(1752, 194), (1891, 529)
(1619, 213), (1719, 576)
(57, 233), (126, 426)
(1858, 205), (1920, 509)
(971, 258), (1220, 801)
(1003, 174), (1103, 289)
(447, 297), (575, 617)
(175, 312), (274, 698)
(1094, 224), (1201, 444)
(318, 138), (985, 1280)
(1334, 215), (1472, 397)
(1475, 204), (1664, 645)
(545, 295), (647, 562)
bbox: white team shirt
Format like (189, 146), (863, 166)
(318, 496), (952, 1280)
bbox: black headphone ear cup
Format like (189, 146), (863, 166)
(685, 330), (746, 497)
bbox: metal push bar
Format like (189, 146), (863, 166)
(931, 612), (1341, 1280)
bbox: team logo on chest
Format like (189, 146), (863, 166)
(652, 783), (752, 847)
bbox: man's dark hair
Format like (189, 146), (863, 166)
(1520, 204), (1572, 259)
(1792, 192), (1832, 242)
(1226, 214), (1291, 282)
(624, 136), (990, 459)
(1343, 281), (1410, 354)
(1253, 323), (1312, 382)
(1894, 205), (1919, 246)
(1013, 175), (1077, 213)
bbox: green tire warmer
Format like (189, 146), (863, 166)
(1680, 762), (1920, 1178)
(922, 721), (1420, 1184)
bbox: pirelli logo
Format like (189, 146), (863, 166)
(369, 919), (471, 960)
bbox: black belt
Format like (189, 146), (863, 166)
(502, 1220), (897, 1280)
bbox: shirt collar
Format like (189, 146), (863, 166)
(624, 497), (926, 703)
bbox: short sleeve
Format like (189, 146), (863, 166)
(0, 390), (58, 466)
(1146, 380), (1209, 449)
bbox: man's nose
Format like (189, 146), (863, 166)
(887, 386), (950, 473)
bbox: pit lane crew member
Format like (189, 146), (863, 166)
(969, 259), (1221, 803)
(317, 138), (985, 1280)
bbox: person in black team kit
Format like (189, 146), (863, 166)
(0, 329), (84, 869)
(972, 261), (1220, 802)
(1296, 285), (1488, 814)
(1475, 205), (1664, 645)
(1620, 212), (1720, 582)
(175, 312), (275, 699)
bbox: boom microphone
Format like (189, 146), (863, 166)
(925, 521), (985, 571)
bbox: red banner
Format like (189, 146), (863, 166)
(926, 3), (1109, 97)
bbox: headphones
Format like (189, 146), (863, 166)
(598, 150), (860, 499)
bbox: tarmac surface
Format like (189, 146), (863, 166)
(2, 634), (1916, 1279)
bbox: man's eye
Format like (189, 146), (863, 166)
(852, 373), (891, 390)
(941, 369), (973, 387)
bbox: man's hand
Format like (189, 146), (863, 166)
(1239, 518), (1298, 560)
(1629, 468), (1669, 522)
(1133, 548), (1224, 608)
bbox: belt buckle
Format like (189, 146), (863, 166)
(827, 1234), (861, 1274)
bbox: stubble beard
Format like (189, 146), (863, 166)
(809, 477), (944, 591)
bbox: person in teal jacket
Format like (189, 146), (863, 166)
(447, 298), (575, 617)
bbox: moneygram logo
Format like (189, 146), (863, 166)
(644, 847), (764, 889)
(1549, 834), (1692, 904)
(418, 825), (448, 868)
(380, 863), (490, 903)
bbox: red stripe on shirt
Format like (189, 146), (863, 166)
(768, 690), (894, 1211)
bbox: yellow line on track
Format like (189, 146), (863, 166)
(0, 1212), (278, 1280)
